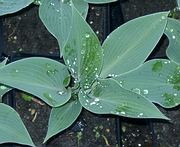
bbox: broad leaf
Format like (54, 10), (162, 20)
(39, 0), (88, 56)
(84, 0), (117, 4)
(0, 103), (35, 146)
(114, 59), (180, 108)
(101, 12), (169, 78)
(0, 0), (33, 16)
(44, 97), (82, 142)
(63, 4), (103, 89)
(79, 79), (168, 119)
(165, 18), (180, 64)
(0, 57), (71, 107)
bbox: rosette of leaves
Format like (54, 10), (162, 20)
(0, 3), (180, 146)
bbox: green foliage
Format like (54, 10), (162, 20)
(114, 59), (180, 108)
(165, 18), (180, 64)
(0, 1), (180, 146)
(0, 0), (33, 16)
(0, 103), (35, 146)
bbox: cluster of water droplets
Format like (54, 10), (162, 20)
(132, 88), (149, 95)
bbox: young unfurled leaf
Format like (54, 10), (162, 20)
(39, 0), (88, 56)
(79, 79), (168, 120)
(0, 0), (33, 16)
(44, 98), (82, 142)
(0, 57), (71, 107)
(114, 59), (180, 108)
(165, 18), (180, 64)
(63, 4), (103, 89)
(101, 12), (169, 78)
(0, 103), (35, 146)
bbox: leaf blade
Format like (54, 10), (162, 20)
(0, 0), (33, 16)
(63, 4), (103, 89)
(0, 103), (35, 146)
(79, 79), (168, 119)
(0, 57), (71, 107)
(165, 18), (180, 64)
(114, 59), (180, 108)
(101, 12), (169, 77)
(39, 0), (88, 55)
(44, 98), (82, 142)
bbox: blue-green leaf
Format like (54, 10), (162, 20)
(114, 59), (180, 108)
(101, 12), (169, 78)
(165, 18), (180, 64)
(79, 79), (168, 120)
(0, 0), (33, 16)
(44, 97), (82, 142)
(63, 4), (103, 89)
(0, 103), (35, 146)
(39, 0), (88, 56)
(0, 57), (71, 107)
(84, 0), (117, 4)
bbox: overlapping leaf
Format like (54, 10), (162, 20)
(0, 103), (35, 146)
(0, 0), (33, 16)
(100, 12), (169, 78)
(63, 4), (103, 89)
(84, 0), (117, 4)
(0, 57), (71, 107)
(79, 79), (168, 119)
(39, 0), (88, 56)
(165, 18), (180, 64)
(114, 59), (180, 108)
(44, 97), (82, 142)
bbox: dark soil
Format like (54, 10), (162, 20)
(1, 0), (180, 147)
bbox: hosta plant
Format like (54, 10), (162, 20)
(0, 2), (180, 147)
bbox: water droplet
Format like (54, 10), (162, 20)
(89, 21), (93, 24)
(132, 88), (141, 94)
(96, 31), (99, 34)
(0, 86), (7, 90)
(90, 101), (96, 105)
(138, 144), (142, 147)
(121, 111), (126, 115)
(143, 89), (149, 95)
(94, 98), (100, 102)
(58, 91), (64, 95)
(161, 16), (166, 19)
(172, 35), (176, 39)
(85, 33), (90, 38)
(50, 2), (55, 6)
(99, 106), (102, 108)
(85, 67), (88, 71)
(170, 29), (174, 32)
(66, 60), (70, 64)
(138, 113), (143, 117)
(174, 93), (177, 96)
(15, 69), (19, 73)
(116, 112), (120, 115)
(81, 50), (85, 54)
(95, 68), (98, 71)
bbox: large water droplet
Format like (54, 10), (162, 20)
(143, 89), (149, 95)
(0, 86), (7, 90)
